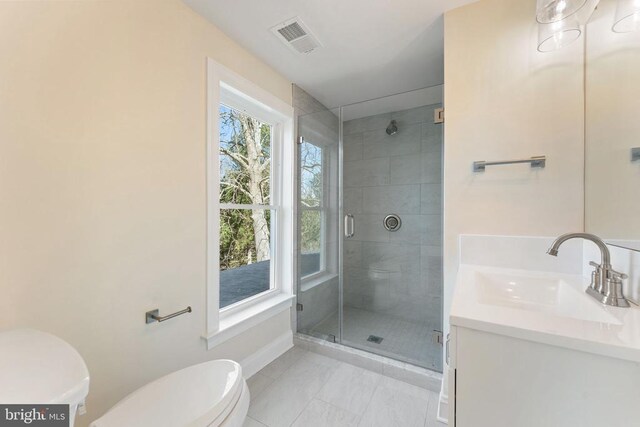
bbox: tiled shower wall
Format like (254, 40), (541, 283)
(342, 104), (444, 328)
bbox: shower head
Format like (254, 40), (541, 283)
(385, 120), (398, 136)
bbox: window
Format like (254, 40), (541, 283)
(206, 59), (294, 348)
(296, 109), (339, 290)
(299, 141), (325, 278)
(218, 104), (274, 308)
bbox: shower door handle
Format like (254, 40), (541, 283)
(344, 214), (355, 238)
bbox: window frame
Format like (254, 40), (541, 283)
(296, 117), (339, 292)
(217, 103), (278, 312)
(299, 140), (328, 281)
(205, 59), (295, 349)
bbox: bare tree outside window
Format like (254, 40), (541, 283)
(219, 105), (271, 268)
(219, 104), (273, 307)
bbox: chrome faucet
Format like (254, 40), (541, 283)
(547, 233), (630, 308)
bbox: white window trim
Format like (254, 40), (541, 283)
(301, 143), (328, 278)
(299, 138), (337, 291)
(300, 272), (338, 293)
(204, 58), (295, 350)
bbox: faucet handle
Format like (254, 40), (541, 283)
(610, 269), (629, 281)
(587, 261), (603, 292)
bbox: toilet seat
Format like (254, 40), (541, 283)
(0, 329), (90, 427)
(215, 379), (250, 427)
(91, 360), (248, 427)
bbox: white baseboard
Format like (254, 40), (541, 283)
(240, 330), (293, 378)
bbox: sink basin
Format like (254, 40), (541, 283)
(474, 272), (622, 325)
(451, 265), (640, 363)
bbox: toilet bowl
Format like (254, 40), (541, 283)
(90, 360), (249, 427)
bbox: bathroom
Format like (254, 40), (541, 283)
(1, 0), (639, 426)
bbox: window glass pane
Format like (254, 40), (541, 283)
(300, 142), (322, 208)
(219, 104), (271, 205)
(220, 208), (273, 308)
(300, 209), (322, 277)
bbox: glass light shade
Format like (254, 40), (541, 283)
(612, 0), (640, 32)
(536, 0), (588, 23)
(537, 16), (582, 52)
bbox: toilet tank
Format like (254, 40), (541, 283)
(0, 329), (90, 427)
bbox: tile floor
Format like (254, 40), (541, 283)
(244, 346), (444, 427)
(309, 306), (442, 371)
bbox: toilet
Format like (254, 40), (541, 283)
(90, 359), (249, 427)
(0, 329), (248, 427)
(0, 329), (90, 427)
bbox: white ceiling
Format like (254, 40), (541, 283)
(183, 0), (478, 108)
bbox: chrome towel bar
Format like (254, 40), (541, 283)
(146, 306), (192, 324)
(632, 148), (640, 162)
(473, 156), (546, 172)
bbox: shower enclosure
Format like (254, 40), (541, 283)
(295, 86), (444, 372)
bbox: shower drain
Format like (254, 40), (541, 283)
(367, 335), (384, 344)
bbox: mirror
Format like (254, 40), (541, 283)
(585, 0), (640, 251)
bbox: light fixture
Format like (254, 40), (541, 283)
(536, 0), (588, 23)
(537, 14), (582, 52)
(612, 0), (640, 32)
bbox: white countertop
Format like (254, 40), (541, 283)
(450, 264), (640, 363)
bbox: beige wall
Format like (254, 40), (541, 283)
(443, 0), (584, 361)
(0, 0), (292, 425)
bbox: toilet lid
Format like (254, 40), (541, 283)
(91, 360), (242, 427)
(0, 329), (90, 405)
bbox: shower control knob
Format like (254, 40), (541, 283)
(383, 214), (402, 232)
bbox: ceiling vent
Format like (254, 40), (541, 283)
(270, 17), (322, 54)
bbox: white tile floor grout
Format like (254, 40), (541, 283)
(244, 346), (445, 427)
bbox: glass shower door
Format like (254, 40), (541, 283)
(295, 87), (444, 373)
(340, 93), (444, 371)
(296, 107), (341, 342)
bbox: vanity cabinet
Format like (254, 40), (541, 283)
(447, 325), (640, 427)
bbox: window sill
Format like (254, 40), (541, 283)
(300, 273), (338, 293)
(203, 293), (294, 350)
